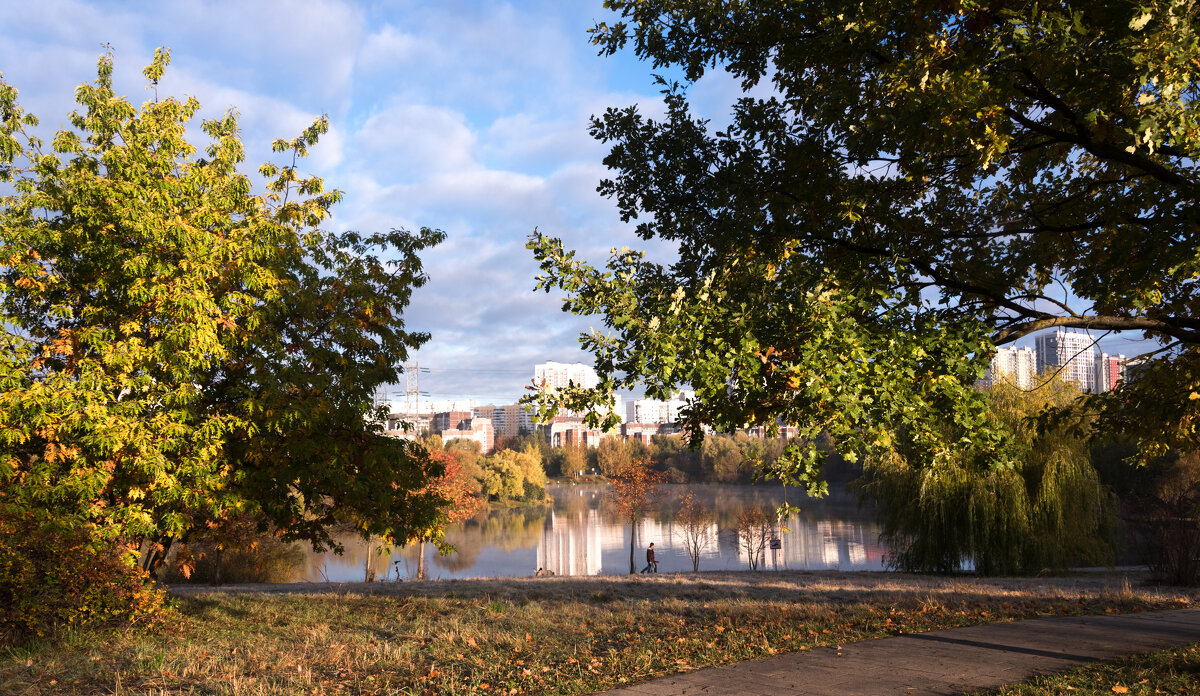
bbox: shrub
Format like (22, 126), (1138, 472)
(0, 511), (166, 644)
(1123, 452), (1200, 586)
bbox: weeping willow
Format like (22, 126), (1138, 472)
(859, 377), (1116, 575)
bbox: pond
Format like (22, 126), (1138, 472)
(295, 484), (888, 582)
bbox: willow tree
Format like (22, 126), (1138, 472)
(859, 377), (1116, 574)
(0, 49), (450, 578)
(529, 1), (1196, 523)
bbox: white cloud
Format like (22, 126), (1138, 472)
(1, 0), (675, 402)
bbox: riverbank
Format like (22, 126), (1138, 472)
(4, 570), (1196, 695)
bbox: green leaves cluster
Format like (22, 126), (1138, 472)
(530, 0), (1199, 495)
(0, 49), (448, 570)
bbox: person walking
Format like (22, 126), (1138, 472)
(641, 542), (658, 573)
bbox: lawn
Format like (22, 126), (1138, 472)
(2, 571), (1195, 695)
(969, 643), (1200, 695)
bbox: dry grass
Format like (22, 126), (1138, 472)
(3, 570), (1195, 695)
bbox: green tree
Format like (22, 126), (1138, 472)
(859, 375), (1116, 574)
(0, 50), (449, 578)
(702, 435), (746, 483)
(529, 0), (1199, 493)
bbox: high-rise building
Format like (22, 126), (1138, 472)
(533, 361), (599, 391)
(533, 362), (623, 426)
(1095, 353), (1127, 393)
(1035, 329), (1097, 392)
(626, 391), (694, 424)
(985, 346), (1037, 389)
(476, 403), (539, 437)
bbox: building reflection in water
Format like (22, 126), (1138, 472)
(534, 484), (887, 576)
(297, 484), (888, 581)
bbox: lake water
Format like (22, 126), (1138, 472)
(297, 484), (889, 582)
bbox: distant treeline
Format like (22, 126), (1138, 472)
(486, 430), (861, 486)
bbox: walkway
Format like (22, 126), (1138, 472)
(597, 608), (1200, 695)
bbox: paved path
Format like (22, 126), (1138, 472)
(597, 609), (1200, 695)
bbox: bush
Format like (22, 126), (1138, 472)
(0, 511), (166, 644)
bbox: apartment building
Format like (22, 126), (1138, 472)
(1036, 329), (1097, 392)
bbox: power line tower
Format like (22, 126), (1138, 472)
(405, 361), (423, 415)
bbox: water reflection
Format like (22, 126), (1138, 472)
(297, 484), (887, 582)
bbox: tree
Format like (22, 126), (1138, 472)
(858, 375), (1116, 574)
(410, 450), (485, 580)
(673, 491), (713, 571)
(558, 443), (588, 478)
(597, 436), (637, 476)
(735, 506), (774, 571)
(608, 457), (666, 573)
(0, 50), (450, 581)
(528, 0), (1200, 493)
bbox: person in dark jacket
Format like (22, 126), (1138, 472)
(641, 543), (658, 573)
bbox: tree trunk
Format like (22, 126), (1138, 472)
(213, 548), (224, 586)
(417, 539), (427, 580)
(364, 536), (374, 582)
(628, 516), (636, 574)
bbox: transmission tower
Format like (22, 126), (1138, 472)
(404, 361), (418, 415)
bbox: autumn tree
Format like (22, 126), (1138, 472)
(597, 436), (642, 476)
(609, 456), (666, 573)
(529, 0), (1199, 496)
(735, 507), (774, 571)
(673, 492), (713, 571)
(0, 49), (450, 605)
(410, 450), (486, 580)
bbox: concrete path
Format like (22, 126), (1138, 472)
(597, 609), (1200, 695)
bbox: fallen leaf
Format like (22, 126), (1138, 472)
(1112, 686), (1128, 694)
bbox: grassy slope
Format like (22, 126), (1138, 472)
(3, 570), (1196, 696)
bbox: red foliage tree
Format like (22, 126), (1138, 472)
(609, 457), (666, 574)
(410, 449), (486, 580)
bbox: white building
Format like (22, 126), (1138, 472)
(1036, 329), (1097, 392)
(533, 362), (623, 426)
(534, 361), (599, 391)
(626, 391), (693, 424)
(985, 346), (1037, 389)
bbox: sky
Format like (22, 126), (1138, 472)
(0, 0), (1155, 410)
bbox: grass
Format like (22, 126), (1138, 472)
(1, 570), (1196, 695)
(968, 643), (1200, 695)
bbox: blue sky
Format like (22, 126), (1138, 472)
(1, 0), (1155, 408)
(1, 0), (695, 406)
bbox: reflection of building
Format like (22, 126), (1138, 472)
(537, 509), (604, 576)
(773, 516), (882, 570)
(537, 500), (627, 575)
